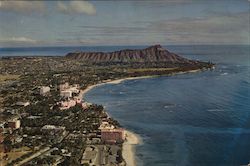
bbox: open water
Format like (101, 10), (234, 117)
(84, 45), (250, 166)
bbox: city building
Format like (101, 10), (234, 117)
(40, 86), (50, 95)
(59, 100), (76, 110)
(99, 122), (115, 130)
(8, 119), (21, 129)
(81, 102), (92, 109)
(68, 87), (79, 94)
(59, 82), (69, 91)
(59, 83), (80, 98)
(0, 133), (5, 143)
(101, 129), (125, 144)
(5, 115), (21, 130)
(74, 97), (82, 104)
(81, 146), (97, 165)
(16, 101), (30, 107)
(60, 90), (72, 98)
(41, 125), (66, 143)
(41, 125), (65, 132)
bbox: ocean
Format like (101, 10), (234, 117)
(83, 45), (250, 166)
(0, 45), (149, 57)
(1, 45), (250, 165)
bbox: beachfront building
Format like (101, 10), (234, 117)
(60, 90), (72, 98)
(74, 97), (82, 104)
(40, 86), (50, 95)
(58, 100), (77, 110)
(68, 87), (80, 94)
(101, 129), (125, 144)
(59, 83), (80, 98)
(81, 102), (92, 109)
(99, 122), (115, 130)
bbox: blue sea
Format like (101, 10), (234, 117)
(1, 45), (250, 165)
(0, 45), (150, 57)
(83, 45), (249, 166)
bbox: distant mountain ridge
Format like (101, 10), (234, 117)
(65, 45), (194, 64)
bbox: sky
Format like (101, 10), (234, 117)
(0, 0), (249, 47)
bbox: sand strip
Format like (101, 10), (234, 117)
(122, 130), (142, 166)
(80, 75), (154, 99)
(79, 69), (204, 99)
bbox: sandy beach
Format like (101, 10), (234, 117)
(80, 75), (154, 99)
(122, 130), (142, 166)
(79, 68), (204, 100)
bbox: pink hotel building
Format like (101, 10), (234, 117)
(101, 128), (125, 144)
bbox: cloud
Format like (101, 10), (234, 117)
(0, 1), (45, 13)
(10, 37), (36, 43)
(61, 11), (249, 45)
(154, 15), (243, 33)
(147, 12), (249, 44)
(57, 1), (96, 15)
(0, 37), (38, 47)
(75, 25), (148, 36)
(0, 37), (37, 43)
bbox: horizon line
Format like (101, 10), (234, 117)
(1, 44), (250, 49)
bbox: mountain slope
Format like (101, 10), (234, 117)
(65, 45), (194, 64)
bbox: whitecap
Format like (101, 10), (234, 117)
(220, 72), (228, 76)
(164, 104), (176, 108)
(207, 109), (225, 112)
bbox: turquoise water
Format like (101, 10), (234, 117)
(85, 45), (250, 166)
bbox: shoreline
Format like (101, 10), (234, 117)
(80, 75), (154, 99)
(80, 67), (208, 99)
(122, 130), (143, 166)
(78, 67), (212, 165)
(78, 76), (148, 166)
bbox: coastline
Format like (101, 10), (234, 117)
(78, 67), (212, 165)
(78, 69), (209, 101)
(79, 76), (148, 166)
(80, 67), (208, 100)
(122, 130), (142, 166)
(80, 75), (154, 99)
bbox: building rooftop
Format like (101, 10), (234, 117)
(41, 125), (65, 130)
